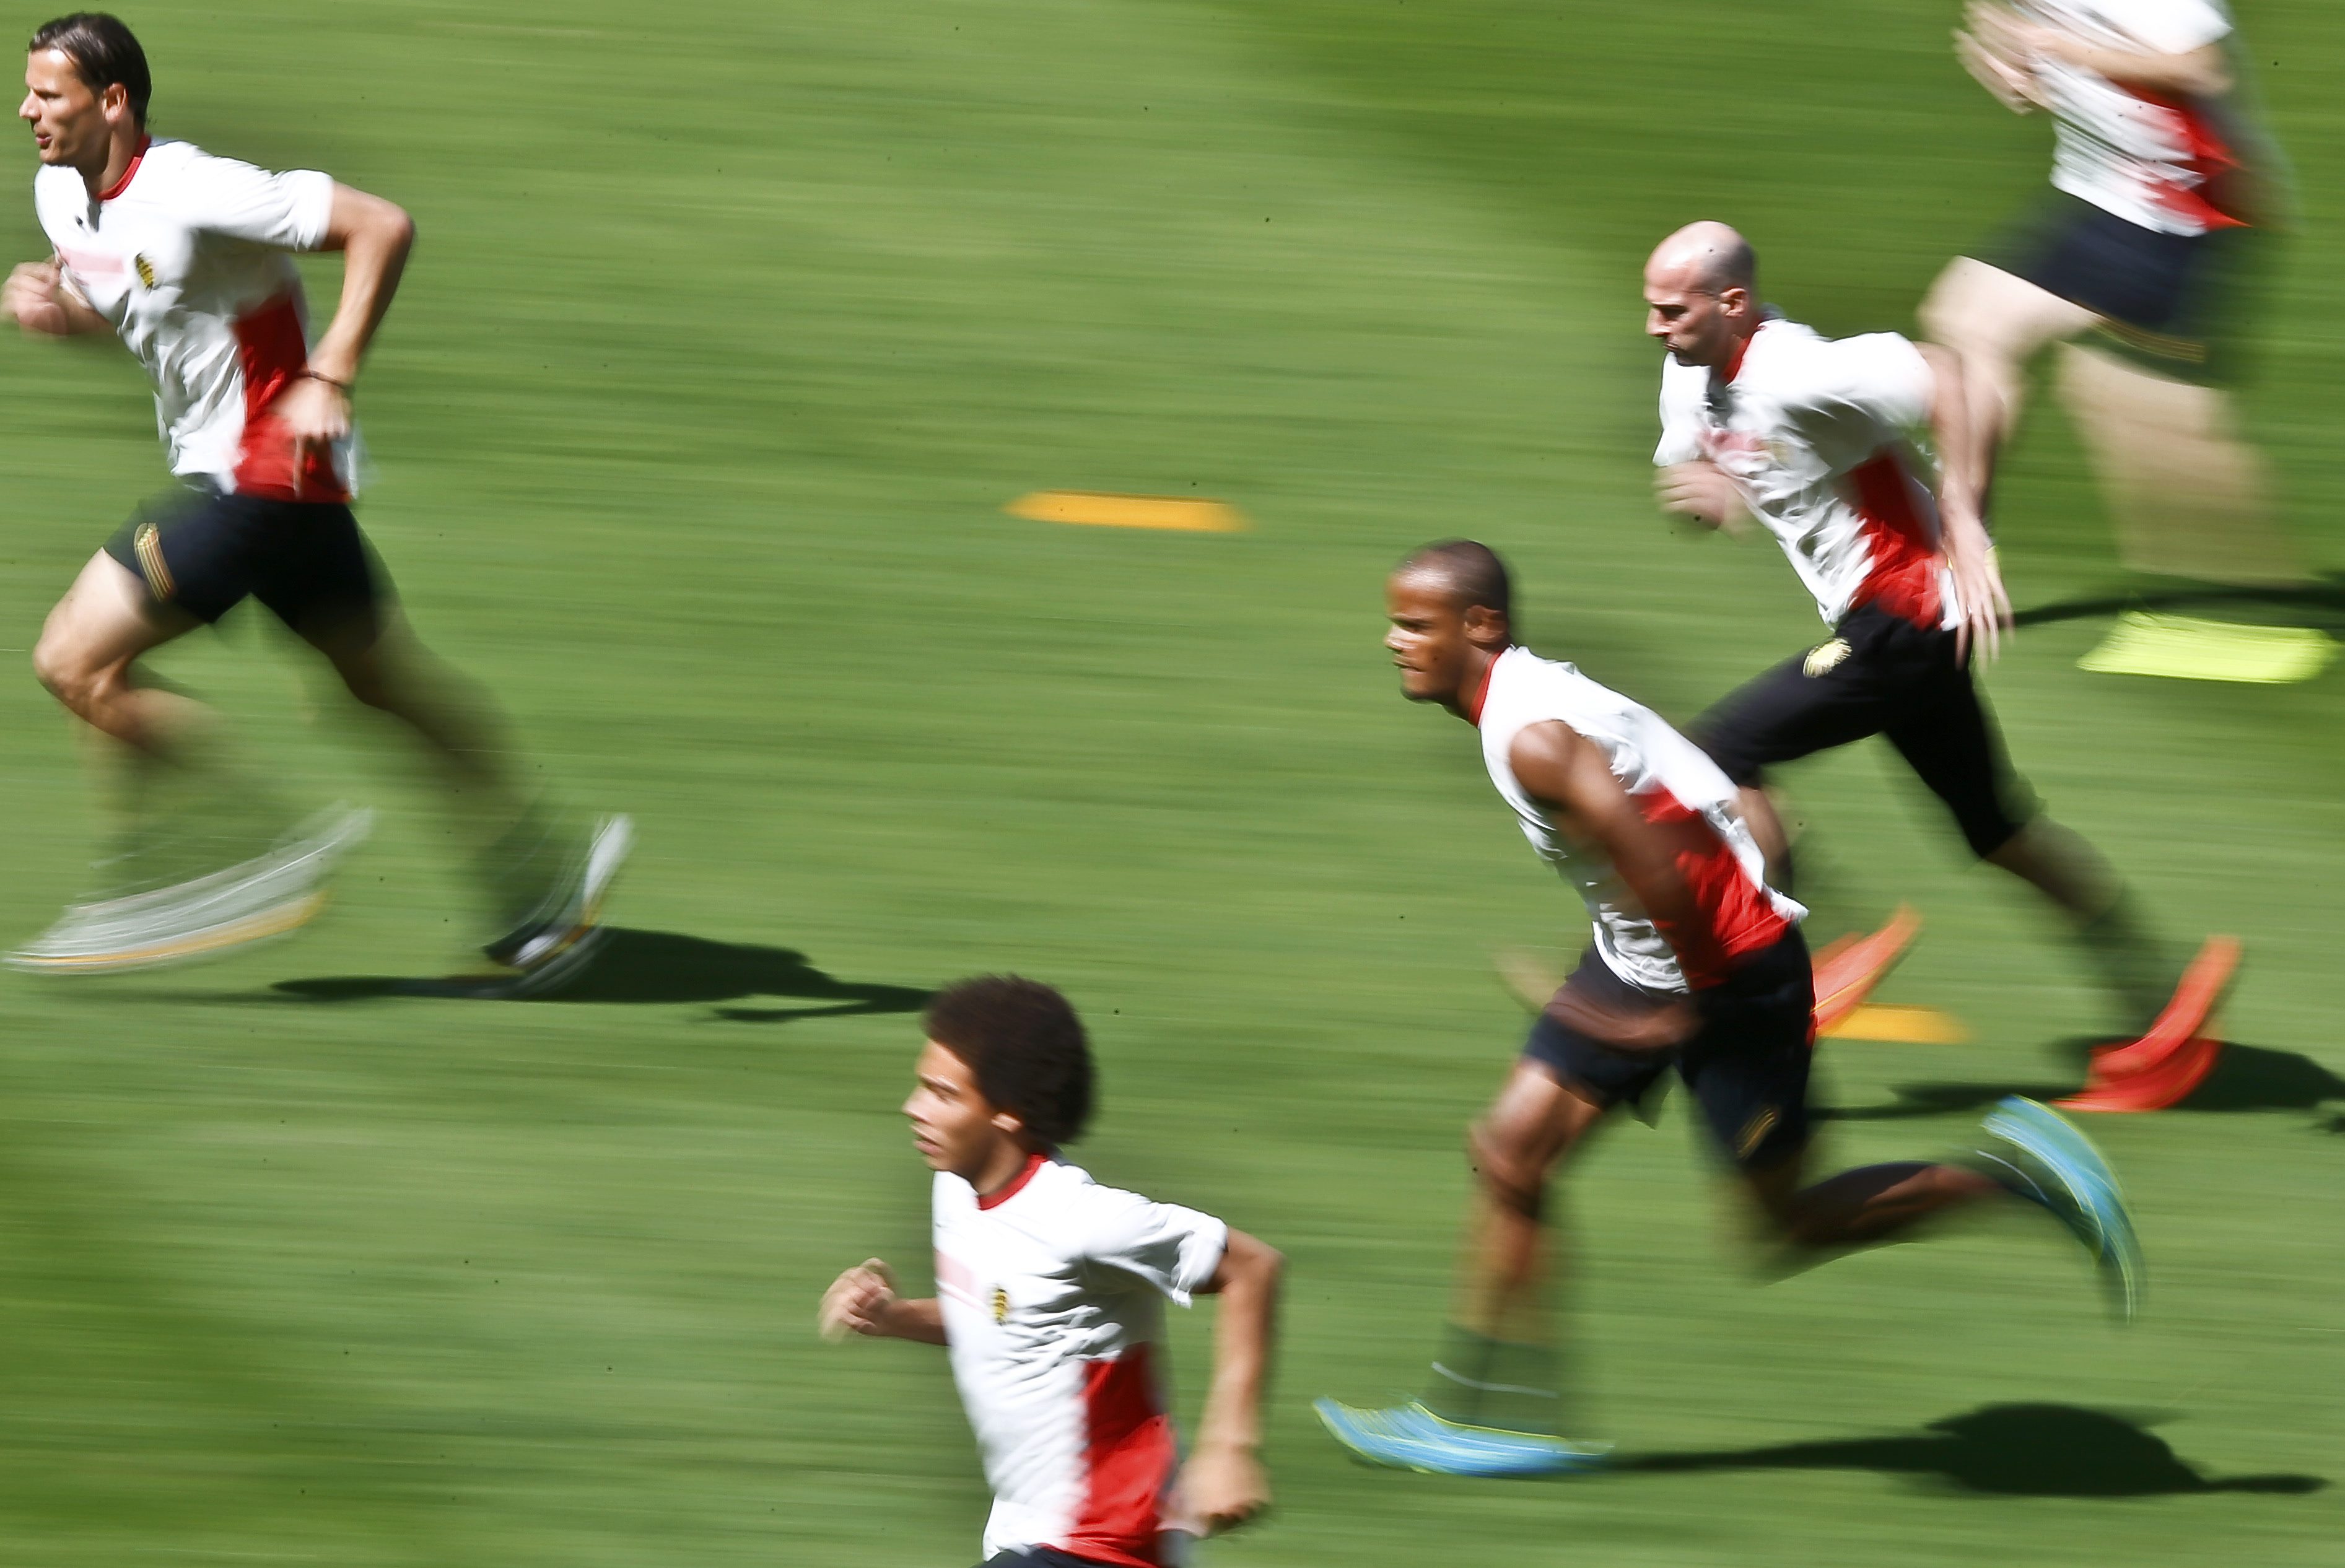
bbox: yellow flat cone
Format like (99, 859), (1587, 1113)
(1007, 490), (1246, 533)
(1817, 1004), (1970, 1044)
(2079, 611), (2336, 684)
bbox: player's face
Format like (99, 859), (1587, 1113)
(19, 51), (104, 169)
(1644, 266), (1732, 367)
(1385, 575), (1470, 705)
(903, 1040), (1020, 1180)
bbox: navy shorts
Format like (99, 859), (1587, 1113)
(1522, 930), (1814, 1171)
(105, 487), (388, 638)
(1980, 191), (2263, 385)
(1692, 603), (2035, 861)
(980, 1550), (1122, 1568)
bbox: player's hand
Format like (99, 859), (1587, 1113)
(1955, 27), (2040, 111)
(1656, 461), (1749, 535)
(1173, 1441), (1269, 1536)
(1546, 987), (1696, 1053)
(4, 260), (77, 336)
(1945, 526), (2014, 666)
(274, 373), (351, 482)
(818, 1258), (900, 1341)
(1965, 1), (2057, 68)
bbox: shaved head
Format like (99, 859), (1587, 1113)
(1647, 220), (1757, 297)
(1395, 539), (1512, 622)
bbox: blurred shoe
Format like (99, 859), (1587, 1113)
(1810, 903), (1921, 1040)
(1978, 1096), (2144, 1322)
(2058, 934), (2238, 1113)
(7, 804), (373, 975)
(1314, 1398), (1609, 1478)
(474, 813), (632, 995)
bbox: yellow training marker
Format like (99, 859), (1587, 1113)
(2079, 611), (2336, 684)
(1819, 1004), (1970, 1045)
(1007, 490), (1246, 533)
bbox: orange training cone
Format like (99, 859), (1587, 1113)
(1812, 904), (1923, 1041)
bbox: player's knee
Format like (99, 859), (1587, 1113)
(1467, 1119), (1547, 1217)
(31, 625), (102, 712)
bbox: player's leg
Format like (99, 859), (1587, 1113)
(32, 549), (203, 751)
(1918, 255), (2098, 499)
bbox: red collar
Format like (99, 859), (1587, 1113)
(1721, 321), (1760, 383)
(96, 135), (151, 202)
(976, 1150), (1049, 1211)
(1464, 650), (1503, 727)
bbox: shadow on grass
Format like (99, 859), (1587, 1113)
(1618, 1404), (2325, 1497)
(270, 927), (933, 1020)
(2012, 576), (2345, 630)
(1822, 1042), (2345, 1123)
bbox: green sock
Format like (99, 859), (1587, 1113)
(1422, 1324), (1565, 1436)
(2075, 894), (2174, 1032)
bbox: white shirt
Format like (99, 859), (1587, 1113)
(935, 1154), (1228, 1568)
(2027, 0), (2245, 236)
(1475, 645), (1804, 993)
(1656, 316), (1952, 630)
(36, 136), (357, 500)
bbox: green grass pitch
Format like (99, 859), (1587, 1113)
(0, 2), (2338, 1563)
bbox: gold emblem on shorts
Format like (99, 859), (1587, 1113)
(1737, 1107), (1780, 1160)
(131, 521), (176, 600)
(1803, 638), (1851, 677)
(133, 253), (155, 289)
(990, 1287), (1009, 1325)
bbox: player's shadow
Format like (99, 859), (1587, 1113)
(1822, 1041), (2345, 1123)
(2012, 575), (2345, 630)
(271, 928), (932, 1021)
(1617, 1404), (2324, 1498)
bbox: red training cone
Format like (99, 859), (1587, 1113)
(1812, 904), (1923, 1042)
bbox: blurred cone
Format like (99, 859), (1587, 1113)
(2056, 934), (2240, 1113)
(1811, 904), (1922, 1042)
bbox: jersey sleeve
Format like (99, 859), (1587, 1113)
(173, 152), (336, 250)
(2107, 0), (2232, 55)
(1077, 1185), (1229, 1307)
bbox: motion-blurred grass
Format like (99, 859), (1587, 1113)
(0, 2), (2338, 1564)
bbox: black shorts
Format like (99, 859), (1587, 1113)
(1692, 603), (2035, 861)
(1522, 931), (1814, 1171)
(104, 487), (388, 637)
(1979, 191), (2264, 385)
(979, 1550), (1121, 1568)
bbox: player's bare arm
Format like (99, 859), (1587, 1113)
(1508, 720), (1701, 1050)
(1965, 1), (2229, 96)
(1954, 22), (2044, 112)
(1655, 459), (1749, 534)
(271, 184), (416, 467)
(3, 256), (105, 335)
(817, 1258), (950, 1346)
(1916, 341), (2012, 663)
(1177, 1226), (1283, 1535)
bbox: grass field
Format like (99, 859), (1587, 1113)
(1, 2), (2340, 1564)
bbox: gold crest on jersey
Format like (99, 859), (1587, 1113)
(1803, 638), (1851, 677)
(133, 253), (155, 289)
(990, 1287), (1009, 1325)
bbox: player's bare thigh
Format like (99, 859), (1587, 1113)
(1920, 256), (2101, 360)
(1469, 1058), (1609, 1204)
(32, 550), (194, 710)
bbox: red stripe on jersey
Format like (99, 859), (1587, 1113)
(1058, 1343), (1176, 1568)
(96, 136), (152, 202)
(2130, 88), (2250, 232)
(976, 1151), (1049, 1211)
(1845, 451), (1941, 630)
(1465, 653), (1500, 727)
(230, 295), (349, 502)
(1630, 788), (1792, 990)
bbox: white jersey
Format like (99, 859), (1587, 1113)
(1656, 316), (1951, 630)
(35, 136), (356, 500)
(935, 1153), (1227, 1568)
(2026, 0), (2246, 236)
(1475, 646), (1803, 993)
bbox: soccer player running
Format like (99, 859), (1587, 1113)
(1645, 221), (2225, 1042)
(6, 14), (626, 983)
(820, 977), (1283, 1567)
(1923, 1), (2315, 667)
(1316, 542), (2140, 1478)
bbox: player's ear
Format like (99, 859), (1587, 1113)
(1464, 603), (1509, 648)
(1718, 285), (1752, 320)
(990, 1106), (1027, 1139)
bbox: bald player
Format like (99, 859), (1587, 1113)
(1316, 541), (2140, 1478)
(1644, 221), (2217, 1038)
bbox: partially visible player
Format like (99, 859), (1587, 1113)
(1645, 221), (2227, 1038)
(820, 976), (1283, 1567)
(1923, 0), (2310, 616)
(6, 14), (626, 982)
(1316, 544), (2142, 1478)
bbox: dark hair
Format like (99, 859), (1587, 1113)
(1697, 232), (1758, 297)
(1398, 538), (1513, 622)
(30, 13), (149, 126)
(925, 976), (1095, 1146)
